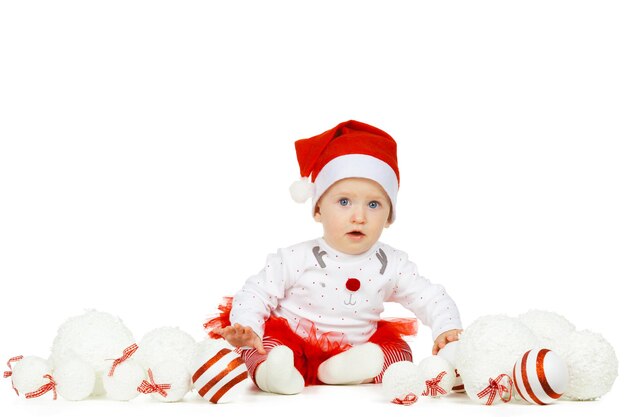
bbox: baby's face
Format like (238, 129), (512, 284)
(314, 177), (391, 255)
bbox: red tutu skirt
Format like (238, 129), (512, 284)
(204, 298), (417, 386)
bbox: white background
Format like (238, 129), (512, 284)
(1, 1), (624, 415)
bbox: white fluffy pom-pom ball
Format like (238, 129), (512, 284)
(518, 310), (576, 351)
(10, 356), (53, 396)
(190, 339), (249, 404)
(139, 360), (191, 402)
(103, 359), (145, 401)
(456, 315), (539, 405)
(381, 361), (420, 405)
(437, 341), (464, 393)
(53, 358), (96, 401)
(50, 310), (134, 396)
(416, 356), (455, 397)
(136, 327), (197, 370)
(289, 177), (314, 203)
(558, 330), (618, 401)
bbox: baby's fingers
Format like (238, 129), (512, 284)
(447, 333), (459, 342)
(218, 326), (239, 340)
(252, 335), (266, 355)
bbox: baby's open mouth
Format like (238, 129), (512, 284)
(347, 231), (365, 237)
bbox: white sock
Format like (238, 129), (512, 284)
(254, 346), (304, 395)
(317, 342), (384, 385)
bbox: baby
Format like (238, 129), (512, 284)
(206, 120), (462, 395)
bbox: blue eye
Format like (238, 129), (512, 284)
(339, 198), (350, 206)
(369, 201), (380, 209)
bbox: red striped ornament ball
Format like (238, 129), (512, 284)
(190, 344), (249, 404)
(512, 348), (569, 405)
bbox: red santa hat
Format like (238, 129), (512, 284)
(290, 120), (400, 222)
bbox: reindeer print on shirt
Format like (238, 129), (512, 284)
(230, 239), (461, 346)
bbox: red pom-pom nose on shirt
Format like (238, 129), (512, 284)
(345, 278), (361, 292)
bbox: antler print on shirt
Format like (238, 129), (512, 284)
(312, 246), (327, 268)
(376, 248), (387, 274)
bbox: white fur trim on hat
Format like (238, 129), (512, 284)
(312, 154), (399, 222)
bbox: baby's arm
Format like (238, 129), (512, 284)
(432, 328), (462, 355)
(225, 249), (295, 352)
(387, 249), (463, 346)
(214, 323), (266, 354)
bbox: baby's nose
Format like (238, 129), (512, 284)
(351, 206), (365, 223)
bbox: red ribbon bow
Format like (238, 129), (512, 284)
(392, 393), (418, 405)
(4, 355), (24, 395)
(108, 343), (139, 377)
(422, 371), (448, 397)
(25, 374), (57, 400)
(477, 374), (512, 405)
(137, 369), (171, 398)
(4, 355), (23, 378)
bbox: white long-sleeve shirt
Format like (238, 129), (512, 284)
(230, 238), (462, 346)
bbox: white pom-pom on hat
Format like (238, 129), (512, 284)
(289, 177), (314, 203)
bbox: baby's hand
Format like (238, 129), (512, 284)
(214, 323), (266, 354)
(432, 329), (462, 355)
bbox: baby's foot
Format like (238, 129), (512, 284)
(317, 342), (384, 385)
(254, 346), (304, 395)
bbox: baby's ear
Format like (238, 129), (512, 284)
(385, 206), (393, 227)
(314, 205), (322, 222)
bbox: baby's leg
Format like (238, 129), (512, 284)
(372, 339), (413, 383)
(317, 342), (384, 384)
(239, 338), (304, 395)
(317, 340), (413, 385)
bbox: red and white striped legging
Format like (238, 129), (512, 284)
(237, 337), (413, 385)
